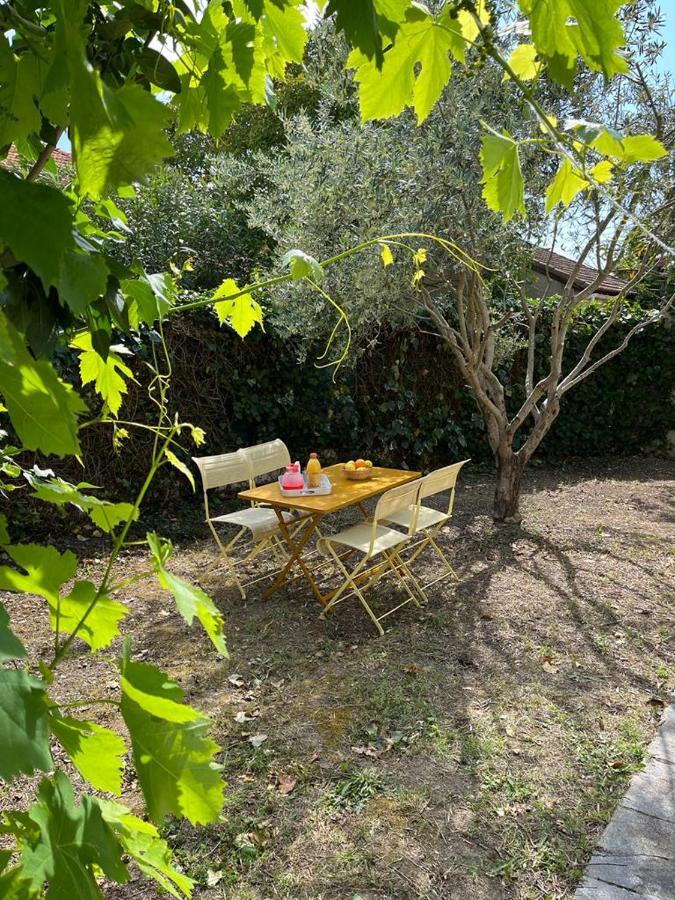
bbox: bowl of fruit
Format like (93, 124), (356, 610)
(343, 459), (374, 480)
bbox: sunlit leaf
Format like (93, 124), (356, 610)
(479, 130), (525, 221)
(165, 450), (196, 490)
(25, 472), (137, 534)
(147, 532), (227, 658)
(98, 798), (193, 899)
(71, 333), (133, 417)
(120, 654), (225, 825)
(57, 580), (128, 652)
(213, 278), (264, 338)
(49, 714), (127, 795)
(503, 43), (542, 81)
(0, 671), (52, 780)
(545, 159), (590, 211)
(380, 244), (394, 267)
(281, 249), (324, 281)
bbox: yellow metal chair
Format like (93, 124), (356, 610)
(317, 479), (424, 636)
(383, 459), (469, 598)
(193, 450), (301, 598)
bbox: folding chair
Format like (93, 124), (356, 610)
(383, 459), (469, 598)
(317, 478), (424, 636)
(193, 450), (301, 599)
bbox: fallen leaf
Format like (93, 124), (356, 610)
(249, 733), (268, 749)
(276, 773), (297, 795)
(206, 869), (223, 887)
(541, 660), (559, 674)
(351, 744), (379, 758)
(404, 665), (418, 676)
(228, 673), (245, 687)
(610, 759), (625, 769)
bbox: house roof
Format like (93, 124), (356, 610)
(532, 247), (629, 296)
(3, 145), (72, 170)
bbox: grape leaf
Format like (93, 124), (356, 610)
(25, 472), (138, 534)
(0, 671), (52, 780)
(21, 772), (128, 897)
(545, 159), (590, 211)
(0, 38), (43, 147)
(380, 244), (394, 267)
(0, 545), (127, 650)
(519, 0), (627, 87)
(123, 272), (176, 327)
(349, 7), (466, 123)
(282, 249), (324, 281)
(619, 134), (668, 164)
(98, 798), (193, 899)
(0, 312), (85, 457)
(147, 532), (228, 658)
(0, 512), (8, 543)
(213, 278), (264, 338)
(0, 600), (27, 661)
(504, 44), (542, 81)
(71, 333), (133, 416)
(0, 171), (74, 291)
(57, 580), (128, 652)
(479, 130), (525, 221)
(49, 714), (126, 795)
(120, 655), (225, 825)
(165, 450), (196, 490)
(58, 251), (110, 316)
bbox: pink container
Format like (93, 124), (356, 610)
(280, 462), (304, 491)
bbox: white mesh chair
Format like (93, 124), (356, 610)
(193, 450), (299, 599)
(241, 439), (291, 484)
(383, 459), (469, 598)
(317, 478), (424, 636)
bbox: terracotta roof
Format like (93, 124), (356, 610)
(532, 247), (629, 296)
(3, 145), (72, 170)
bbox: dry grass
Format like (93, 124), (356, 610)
(2, 457), (674, 899)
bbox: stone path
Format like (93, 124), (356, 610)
(575, 703), (675, 899)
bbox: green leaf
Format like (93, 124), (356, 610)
(138, 47), (182, 93)
(0, 170), (74, 290)
(0, 600), (27, 661)
(49, 714), (126, 795)
(58, 251), (110, 316)
(0, 671), (52, 780)
(0, 511), (8, 543)
(349, 7), (465, 123)
(545, 159), (590, 211)
(0, 312), (85, 457)
(165, 450), (196, 491)
(0, 37), (43, 146)
(590, 159), (614, 183)
(281, 249), (324, 282)
(262, 1), (308, 67)
(503, 44), (542, 81)
(0, 849), (38, 899)
(519, 0), (627, 86)
(58, 580), (128, 652)
(147, 532), (228, 658)
(380, 244), (394, 267)
(479, 130), (525, 222)
(120, 655), (225, 825)
(213, 278), (264, 338)
(0, 544), (127, 651)
(619, 134), (668, 164)
(71, 333), (133, 417)
(98, 798), (193, 899)
(123, 272), (176, 327)
(21, 772), (128, 897)
(25, 472), (137, 534)
(325, 0), (407, 66)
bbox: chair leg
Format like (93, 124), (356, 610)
(207, 522), (247, 599)
(386, 548), (425, 606)
(320, 549), (385, 637)
(427, 532), (460, 580)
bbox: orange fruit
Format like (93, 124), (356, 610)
(355, 459), (367, 469)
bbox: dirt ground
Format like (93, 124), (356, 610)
(2, 457), (674, 900)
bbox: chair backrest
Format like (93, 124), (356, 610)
(420, 459), (470, 514)
(192, 452), (252, 520)
(241, 439), (291, 482)
(373, 478), (423, 541)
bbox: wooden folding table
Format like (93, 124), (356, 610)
(238, 464), (421, 605)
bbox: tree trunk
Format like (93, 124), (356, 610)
(493, 448), (524, 523)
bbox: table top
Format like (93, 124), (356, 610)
(238, 464), (422, 514)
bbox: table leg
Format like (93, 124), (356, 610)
(263, 512), (327, 604)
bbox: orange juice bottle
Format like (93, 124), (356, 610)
(306, 452), (322, 488)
